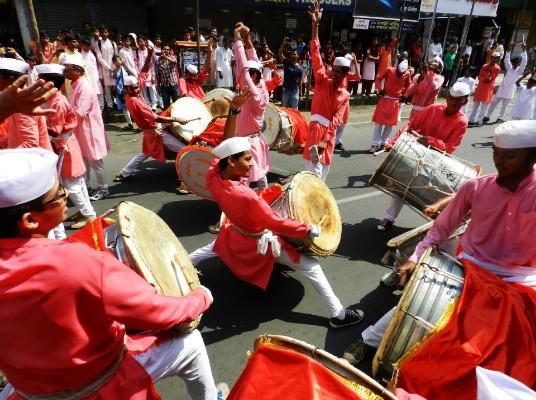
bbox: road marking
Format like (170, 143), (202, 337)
(336, 190), (383, 205)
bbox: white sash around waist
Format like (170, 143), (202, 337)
(382, 95), (400, 101)
(310, 114), (330, 128)
(412, 105), (426, 112)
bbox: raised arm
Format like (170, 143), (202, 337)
(308, 0), (327, 82)
(232, 27), (260, 95)
(223, 88), (254, 140)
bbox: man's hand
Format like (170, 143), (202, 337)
(0, 75), (57, 122)
(308, 0), (323, 24)
(398, 260), (417, 287)
(317, 138), (328, 152)
(225, 87), (253, 111)
(423, 204), (440, 219)
(174, 117), (188, 125)
(418, 136), (430, 146)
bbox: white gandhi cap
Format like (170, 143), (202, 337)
(246, 60), (263, 71)
(449, 82), (471, 97)
(494, 120), (536, 149)
(213, 137), (251, 159)
(0, 58), (29, 75)
(35, 63), (65, 75)
(60, 55), (85, 69)
(123, 75), (138, 86)
(0, 148), (58, 208)
(333, 56), (351, 68)
(186, 64), (199, 74)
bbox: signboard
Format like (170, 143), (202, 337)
(286, 18), (298, 29)
(354, 0), (422, 23)
(206, 0), (355, 13)
(354, 18), (417, 31)
(420, 0), (498, 17)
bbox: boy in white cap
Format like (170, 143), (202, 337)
(483, 42), (528, 124)
(36, 63), (97, 230)
(178, 39), (215, 100)
(455, 66), (476, 115)
(189, 133), (365, 328)
(62, 56), (109, 201)
(510, 73), (536, 120)
(302, 1), (350, 181)
(0, 148), (223, 400)
(369, 57), (411, 153)
(468, 52), (501, 126)
(376, 82), (470, 235)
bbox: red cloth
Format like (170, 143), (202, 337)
(189, 118), (226, 147)
(0, 119), (8, 149)
(388, 104), (468, 153)
(6, 114), (52, 150)
(397, 260), (536, 400)
(372, 67), (411, 126)
(178, 70), (208, 99)
(66, 216), (113, 251)
(207, 160), (309, 289)
(473, 63), (501, 103)
(228, 344), (366, 400)
(279, 106), (308, 149)
(0, 238), (211, 395)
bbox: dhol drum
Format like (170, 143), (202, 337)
(203, 88), (235, 119)
(369, 132), (479, 215)
(372, 248), (465, 378)
(262, 103), (308, 154)
(175, 145), (216, 201)
(103, 201), (202, 332)
(169, 97), (213, 143)
(229, 334), (398, 400)
(270, 172), (341, 256)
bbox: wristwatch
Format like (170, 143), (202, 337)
(229, 108), (241, 116)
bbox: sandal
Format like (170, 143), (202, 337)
(113, 173), (130, 182)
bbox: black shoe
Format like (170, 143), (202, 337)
(335, 143), (346, 151)
(329, 308), (364, 329)
(495, 118), (504, 124)
(482, 117), (490, 124)
(377, 218), (394, 232)
(342, 337), (374, 366)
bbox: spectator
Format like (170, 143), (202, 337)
(362, 37), (379, 96)
(112, 55), (134, 129)
(260, 42), (275, 81)
(429, 35), (443, 58)
(378, 37), (397, 78)
(410, 36), (423, 69)
(80, 38), (104, 111)
(278, 42), (303, 109)
(155, 45), (180, 110)
(95, 26), (118, 110)
(215, 37), (233, 89)
(456, 66), (476, 114)
(463, 40), (473, 59)
(443, 46), (457, 87)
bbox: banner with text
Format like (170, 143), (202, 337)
(206, 0), (355, 13)
(353, 0), (421, 22)
(420, 0), (498, 17)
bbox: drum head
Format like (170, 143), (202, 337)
(262, 102), (282, 147)
(175, 145), (216, 201)
(288, 172), (342, 256)
(170, 97), (213, 142)
(203, 88), (235, 118)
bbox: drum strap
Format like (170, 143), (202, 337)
(49, 132), (73, 174)
(231, 224), (266, 237)
(310, 114), (330, 128)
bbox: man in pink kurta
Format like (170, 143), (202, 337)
(0, 148), (219, 399)
(6, 114), (52, 150)
(189, 135), (364, 328)
(468, 52), (501, 126)
(63, 56), (110, 201)
(370, 59), (411, 152)
(232, 26), (271, 188)
(406, 59), (444, 118)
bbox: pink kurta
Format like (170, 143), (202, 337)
(473, 63), (501, 103)
(303, 39), (350, 166)
(46, 92), (86, 179)
(388, 103), (468, 154)
(6, 114), (52, 151)
(410, 171), (536, 271)
(233, 40), (271, 181)
(178, 70), (208, 99)
(207, 160), (309, 289)
(70, 78), (108, 160)
(406, 71), (444, 115)
(0, 238), (211, 397)
(372, 67), (410, 126)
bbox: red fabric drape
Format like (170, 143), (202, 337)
(66, 217), (114, 251)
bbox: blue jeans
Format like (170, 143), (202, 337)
(160, 85), (180, 110)
(282, 87), (299, 109)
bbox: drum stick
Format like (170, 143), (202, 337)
(204, 99), (216, 105)
(318, 215), (328, 227)
(186, 117), (202, 123)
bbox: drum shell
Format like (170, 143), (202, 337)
(170, 97), (213, 143)
(262, 102), (282, 148)
(175, 145), (216, 201)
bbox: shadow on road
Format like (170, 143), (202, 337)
(159, 200), (220, 237)
(471, 141), (493, 148)
(337, 149), (375, 158)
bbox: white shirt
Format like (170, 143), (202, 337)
(215, 46), (233, 88)
(429, 42), (443, 58)
(81, 49), (102, 95)
(511, 84), (536, 120)
(119, 47), (137, 77)
(495, 51), (528, 99)
(456, 76), (476, 94)
(464, 45), (473, 58)
(95, 38), (118, 86)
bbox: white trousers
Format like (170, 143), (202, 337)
(469, 101), (489, 123)
(304, 160), (331, 182)
(384, 196), (403, 222)
(48, 223), (67, 240)
(190, 241), (345, 319)
(83, 158), (107, 190)
(63, 176), (96, 218)
(0, 330), (217, 400)
(335, 125), (346, 145)
(121, 133), (185, 177)
(104, 85), (114, 109)
(142, 86), (158, 109)
(461, 103), (468, 115)
(486, 96), (510, 120)
(371, 123), (393, 147)
(362, 307), (396, 348)
(123, 108), (133, 125)
(97, 94), (105, 111)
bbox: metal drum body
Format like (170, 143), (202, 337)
(373, 249), (464, 377)
(175, 145), (216, 201)
(270, 172), (341, 256)
(370, 132), (479, 213)
(103, 201), (202, 332)
(170, 97), (212, 143)
(202, 88), (235, 118)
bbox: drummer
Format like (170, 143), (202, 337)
(345, 120), (536, 366)
(178, 39), (215, 100)
(303, 2), (350, 181)
(376, 82), (470, 234)
(0, 148), (223, 399)
(114, 68), (189, 182)
(189, 135), (364, 328)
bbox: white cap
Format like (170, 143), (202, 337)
(449, 82), (471, 97)
(429, 55), (444, 68)
(492, 51), (501, 58)
(129, 33), (137, 42)
(494, 120), (536, 149)
(186, 64), (198, 74)
(0, 148), (58, 208)
(344, 53), (353, 61)
(123, 75), (138, 86)
(333, 56), (351, 68)
(35, 63), (65, 75)
(0, 58), (29, 75)
(398, 59), (409, 73)
(60, 55), (85, 69)
(246, 60), (263, 71)
(213, 137), (251, 159)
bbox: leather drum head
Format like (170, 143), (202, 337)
(170, 97), (212, 142)
(203, 88), (235, 118)
(175, 145), (216, 201)
(288, 172), (342, 256)
(262, 102), (282, 148)
(116, 201), (202, 331)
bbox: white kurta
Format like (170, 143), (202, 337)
(135, 48), (155, 87)
(119, 47), (137, 77)
(81, 50), (102, 95)
(96, 39), (118, 86)
(215, 47), (233, 88)
(495, 51), (528, 99)
(510, 84), (536, 120)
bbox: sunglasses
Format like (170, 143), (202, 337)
(41, 183), (68, 208)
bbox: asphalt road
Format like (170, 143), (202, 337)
(85, 102), (497, 398)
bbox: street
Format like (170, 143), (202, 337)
(89, 103), (496, 398)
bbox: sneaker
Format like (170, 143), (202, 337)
(377, 218), (394, 232)
(113, 173), (130, 182)
(65, 210), (83, 223)
(216, 382), (230, 400)
(329, 308), (364, 329)
(70, 216), (95, 230)
(334, 143), (346, 151)
(342, 337), (373, 366)
(89, 188), (109, 201)
(380, 269), (400, 287)
(482, 117), (490, 124)
(208, 224), (221, 234)
(369, 145), (378, 154)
